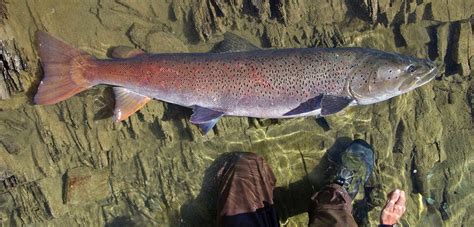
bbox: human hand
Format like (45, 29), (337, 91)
(380, 189), (406, 225)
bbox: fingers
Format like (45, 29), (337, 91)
(384, 200), (394, 210)
(395, 190), (407, 214)
(395, 190), (406, 207)
(380, 189), (407, 225)
(384, 189), (400, 210)
(388, 189), (401, 203)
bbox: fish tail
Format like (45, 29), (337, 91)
(34, 31), (95, 105)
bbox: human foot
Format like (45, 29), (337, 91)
(329, 139), (375, 199)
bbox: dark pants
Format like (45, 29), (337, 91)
(217, 153), (357, 227)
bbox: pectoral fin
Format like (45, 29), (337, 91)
(113, 87), (151, 121)
(283, 95), (323, 116)
(190, 106), (225, 134)
(320, 95), (353, 116)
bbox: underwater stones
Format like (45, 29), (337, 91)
(191, 0), (216, 41)
(37, 176), (68, 218)
(274, 0), (306, 25)
(0, 165), (19, 193)
(0, 192), (14, 224)
(0, 174), (18, 192)
(366, 0), (378, 23)
(211, 117), (250, 136)
(400, 23), (430, 48)
(434, 20), (472, 76)
(344, 26), (397, 51)
(376, 0), (404, 25)
(126, 23), (152, 49)
(13, 182), (55, 223)
(189, 0), (268, 41)
(307, 0), (347, 25)
(169, 0), (185, 21)
(438, 201), (450, 220)
(414, 144), (440, 172)
(64, 167), (110, 205)
(146, 31), (188, 53)
(470, 87), (474, 123)
(0, 115), (29, 156)
(185, 0), (351, 42)
(436, 23), (450, 63)
(0, 39), (27, 100)
(264, 23), (287, 47)
(411, 2), (427, 22)
(126, 24), (188, 54)
(0, 0), (6, 23)
(0, 138), (19, 155)
(452, 21), (472, 76)
(353, 0), (378, 23)
(431, 0), (474, 22)
(249, 0), (270, 19)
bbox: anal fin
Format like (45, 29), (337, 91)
(190, 106), (225, 134)
(113, 87), (151, 121)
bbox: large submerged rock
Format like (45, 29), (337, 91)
(0, 39), (28, 100)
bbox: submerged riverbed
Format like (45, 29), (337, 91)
(0, 0), (473, 226)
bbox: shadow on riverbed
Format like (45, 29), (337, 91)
(179, 137), (372, 226)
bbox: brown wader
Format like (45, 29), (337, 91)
(217, 152), (358, 227)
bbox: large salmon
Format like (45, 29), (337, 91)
(34, 31), (437, 133)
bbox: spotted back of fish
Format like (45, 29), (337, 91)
(94, 48), (371, 117)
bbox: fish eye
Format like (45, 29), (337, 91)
(407, 64), (416, 73)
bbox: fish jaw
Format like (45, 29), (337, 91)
(413, 62), (438, 87)
(399, 60), (438, 92)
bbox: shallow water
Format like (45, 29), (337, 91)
(0, 0), (473, 226)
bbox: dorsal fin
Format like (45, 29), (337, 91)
(113, 87), (151, 121)
(211, 32), (260, 53)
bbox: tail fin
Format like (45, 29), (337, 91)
(34, 31), (94, 105)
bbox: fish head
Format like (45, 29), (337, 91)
(348, 51), (438, 105)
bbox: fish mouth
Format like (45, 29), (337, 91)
(399, 63), (438, 91)
(415, 66), (437, 87)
